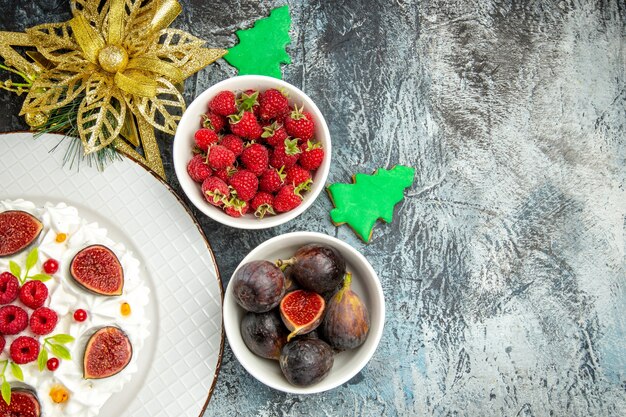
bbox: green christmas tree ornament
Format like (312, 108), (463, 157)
(327, 166), (415, 242)
(224, 5), (292, 79)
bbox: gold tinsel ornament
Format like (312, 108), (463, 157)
(0, 0), (226, 178)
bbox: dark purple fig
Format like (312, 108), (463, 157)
(84, 327), (132, 379)
(279, 290), (325, 341)
(232, 261), (285, 313)
(277, 244), (346, 294)
(70, 245), (124, 296)
(0, 211), (43, 257)
(321, 273), (370, 350)
(280, 338), (334, 386)
(283, 267), (300, 292)
(241, 310), (289, 360)
(0, 388), (40, 416)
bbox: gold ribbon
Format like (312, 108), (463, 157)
(107, 0), (125, 45)
(69, 14), (105, 64)
(126, 56), (184, 83)
(150, 0), (182, 33)
(114, 70), (157, 97)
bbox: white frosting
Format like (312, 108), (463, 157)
(0, 200), (150, 417)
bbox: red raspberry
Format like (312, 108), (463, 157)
(285, 165), (312, 186)
(30, 307), (58, 335)
(201, 111), (226, 132)
(229, 170), (259, 202)
(207, 145), (236, 170)
(220, 134), (244, 157)
(250, 192), (276, 219)
(194, 128), (219, 152)
(224, 199), (249, 218)
(259, 167), (286, 193)
(213, 166), (237, 183)
(274, 185), (304, 213)
(270, 138), (301, 169)
(299, 140), (325, 171)
(0, 305), (28, 335)
(187, 155), (212, 183)
(259, 89), (290, 121)
(240, 143), (269, 176)
(284, 105), (315, 141)
(229, 111), (262, 140)
(19, 281), (48, 309)
(261, 122), (289, 147)
(0, 272), (19, 304)
(9, 336), (39, 364)
(202, 177), (230, 207)
(237, 90), (260, 117)
(43, 258), (59, 274)
(209, 90), (237, 116)
(0, 335), (5, 353)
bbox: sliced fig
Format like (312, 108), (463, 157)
(279, 290), (325, 341)
(70, 245), (124, 296)
(0, 388), (41, 416)
(83, 326), (132, 379)
(0, 211), (43, 257)
(322, 272), (370, 350)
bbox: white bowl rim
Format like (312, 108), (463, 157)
(173, 75), (332, 229)
(223, 231), (386, 394)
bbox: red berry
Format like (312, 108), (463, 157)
(299, 140), (325, 171)
(202, 177), (230, 207)
(285, 164), (312, 186)
(201, 111), (226, 132)
(0, 335), (5, 353)
(73, 309), (87, 322)
(284, 105), (315, 140)
(229, 170), (259, 202)
(207, 145), (236, 170)
(274, 185), (304, 213)
(42, 258), (59, 274)
(0, 272), (19, 304)
(47, 357), (60, 371)
(259, 167), (286, 193)
(270, 138), (301, 169)
(194, 128), (219, 152)
(9, 336), (39, 364)
(229, 111), (262, 140)
(187, 155), (212, 183)
(261, 122), (289, 147)
(30, 307), (58, 335)
(213, 166), (237, 183)
(0, 305), (28, 335)
(240, 143), (269, 176)
(250, 192), (276, 219)
(259, 89), (290, 121)
(19, 281), (48, 309)
(220, 134), (244, 157)
(237, 90), (260, 117)
(209, 91), (237, 116)
(224, 199), (249, 218)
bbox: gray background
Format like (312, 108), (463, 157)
(1, 0), (625, 416)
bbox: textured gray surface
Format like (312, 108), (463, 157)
(1, 1), (625, 416)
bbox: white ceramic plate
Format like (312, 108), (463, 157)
(0, 133), (223, 417)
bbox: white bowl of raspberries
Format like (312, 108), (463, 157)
(173, 75), (331, 229)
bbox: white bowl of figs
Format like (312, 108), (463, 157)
(223, 232), (385, 394)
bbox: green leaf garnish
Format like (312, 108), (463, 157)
(37, 349), (48, 372)
(9, 363), (22, 382)
(49, 344), (71, 361)
(8, 261), (20, 279)
(29, 274), (52, 282)
(1, 381), (10, 406)
(47, 334), (75, 344)
(25, 247), (38, 270)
